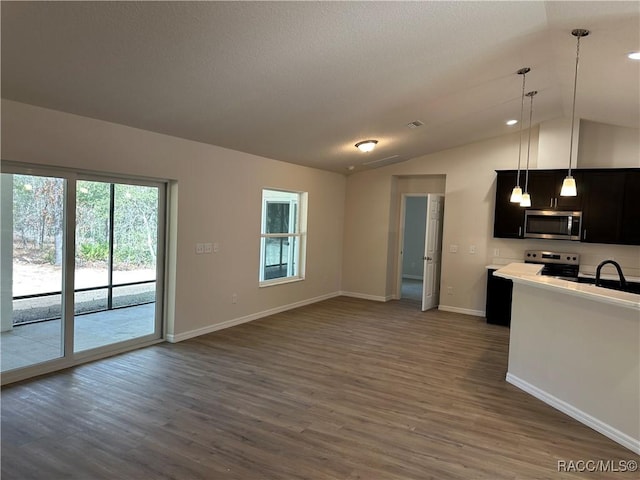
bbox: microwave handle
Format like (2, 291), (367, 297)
(567, 216), (572, 236)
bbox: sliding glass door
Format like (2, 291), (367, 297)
(1, 166), (165, 378)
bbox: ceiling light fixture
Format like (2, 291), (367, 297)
(510, 67), (530, 203)
(520, 90), (537, 208)
(561, 28), (589, 197)
(355, 140), (378, 153)
(628, 52), (640, 60)
(506, 119), (518, 126)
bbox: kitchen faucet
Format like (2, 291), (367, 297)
(595, 260), (627, 288)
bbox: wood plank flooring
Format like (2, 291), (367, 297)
(2, 297), (638, 479)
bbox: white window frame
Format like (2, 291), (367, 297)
(259, 188), (307, 286)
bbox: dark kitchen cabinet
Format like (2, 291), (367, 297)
(485, 269), (512, 327)
(621, 171), (640, 245)
(527, 170), (583, 210)
(493, 171), (524, 238)
(494, 168), (639, 245)
(580, 171), (625, 244)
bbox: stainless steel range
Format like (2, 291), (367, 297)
(524, 250), (580, 280)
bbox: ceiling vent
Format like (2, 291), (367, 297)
(362, 155), (402, 167)
(407, 120), (424, 129)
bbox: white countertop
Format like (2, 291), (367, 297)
(494, 263), (640, 311)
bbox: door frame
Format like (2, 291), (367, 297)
(1, 161), (169, 385)
(396, 193), (429, 300)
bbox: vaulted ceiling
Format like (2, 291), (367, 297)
(2, 1), (639, 173)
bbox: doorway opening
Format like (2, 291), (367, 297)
(398, 193), (445, 311)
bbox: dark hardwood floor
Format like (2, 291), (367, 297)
(2, 297), (638, 479)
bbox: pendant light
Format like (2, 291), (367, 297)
(561, 29), (589, 197)
(510, 67), (530, 203)
(520, 90), (537, 208)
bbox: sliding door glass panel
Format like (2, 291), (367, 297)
(75, 181), (110, 314)
(1, 173), (65, 372)
(74, 181), (159, 353)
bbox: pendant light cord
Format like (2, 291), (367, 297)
(524, 91), (536, 192)
(516, 71), (527, 187)
(568, 34), (582, 177)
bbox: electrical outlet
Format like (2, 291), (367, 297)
(493, 248), (500, 257)
(447, 286), (453, 295)
(196, 243), (204, 254)
(232, 293), (238, 304)
(469, 245), (476, 254)
(449, 244), (458, 253)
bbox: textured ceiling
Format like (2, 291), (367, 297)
(2, 1), (639, 173)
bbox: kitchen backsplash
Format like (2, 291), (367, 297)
(488, 238), (640, 279)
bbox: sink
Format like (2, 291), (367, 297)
(577, 277), (640, 295)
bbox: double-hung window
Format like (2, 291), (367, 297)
(259, 189), (306, 285)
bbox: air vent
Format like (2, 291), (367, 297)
(363, 155), (401, 166)
(407, 120), (424, 129)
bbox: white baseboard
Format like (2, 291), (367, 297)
(438, 304), (485, 317)
(506, 372), (640, 455)
(166, 291), (341, 343)
(340, 291), (392, 302)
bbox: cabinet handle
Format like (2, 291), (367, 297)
(583, 229), (587, 240)
(518, 226), (522, 237)
(550, 198), (553, 208)
(554, 198), (558, 208)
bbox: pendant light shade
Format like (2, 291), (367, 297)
(510, 186), (523, 203)
(560, 176), (577, 196)
(520, 90), (537, 207)
(519, 192), (531, 208)
(561, 29), (589, 197)
(510, 67), (530, 203)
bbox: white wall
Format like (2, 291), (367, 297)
(578, 120), (640, 168)
(1, 100), (346, 340)
(343, 119), (640, 315)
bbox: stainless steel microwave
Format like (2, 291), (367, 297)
(524, 210), (582, 241)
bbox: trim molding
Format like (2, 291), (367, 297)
(340, 291), (391, 302)
(506, 372), (640, 455)
(438, 304), (485, 317)
(166, 291), (341, 343)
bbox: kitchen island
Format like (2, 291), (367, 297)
(494, 263), (640, 454)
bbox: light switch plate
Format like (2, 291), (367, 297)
(449, 244), (458, 253)
(196, 243), (204, 254)
(204, 243), (212, 254)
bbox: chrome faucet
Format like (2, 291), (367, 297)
(595, 260), (627, 288)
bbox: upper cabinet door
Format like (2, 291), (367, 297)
(493, 171), (525, 238)
(621, 172), (640, 245)
(580, 171), (625, 244)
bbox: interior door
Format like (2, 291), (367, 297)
(422, 194), (444, 311)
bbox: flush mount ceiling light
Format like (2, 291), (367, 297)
(628, 52), (640, 60)
(510, 67), (530, 203)
(561, 28), (589, 197)
(506, 119), (518, 126)
(355, 140), (378, 153)
(520, 90), (538, 208)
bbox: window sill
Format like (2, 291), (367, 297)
(259, 276), (305, 288)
